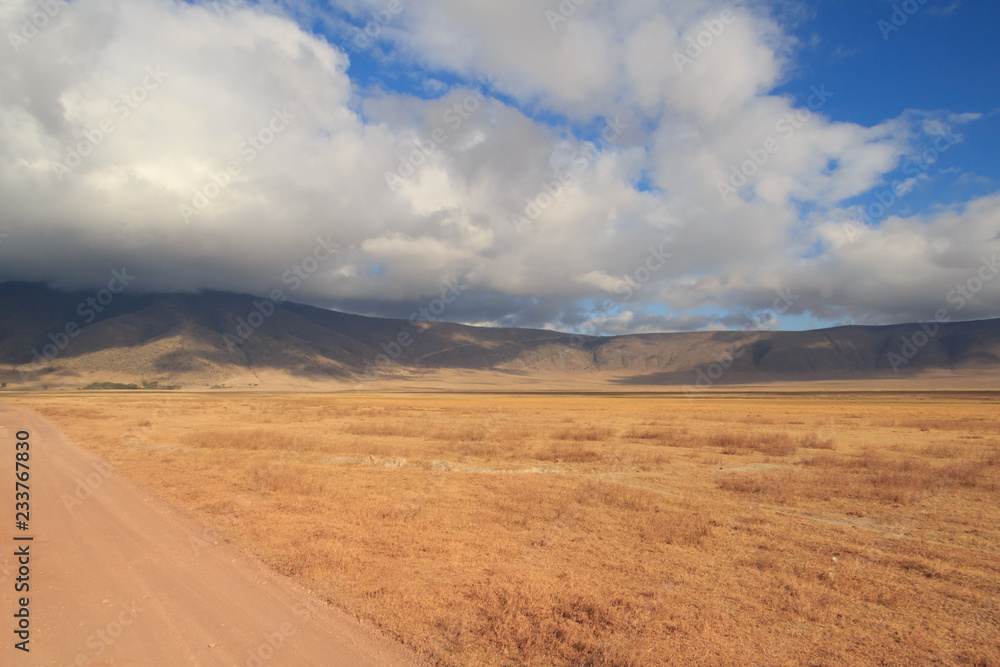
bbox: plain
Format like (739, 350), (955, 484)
(5, 390), (999, 666)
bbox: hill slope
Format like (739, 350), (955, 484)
(1, 282), (998, 390)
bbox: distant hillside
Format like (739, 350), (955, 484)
(1, 282), (998, 390)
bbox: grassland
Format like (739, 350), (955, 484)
(6, 391), (1000, 666)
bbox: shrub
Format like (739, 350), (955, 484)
(800, 434), (835, 450)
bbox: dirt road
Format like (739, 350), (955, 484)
(0, 407), (421, 666)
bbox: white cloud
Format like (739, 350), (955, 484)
(0, 0), (995, 333)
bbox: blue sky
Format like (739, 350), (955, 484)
(335, 0), (1000, 218)
(778, 0), (1000, 214)
(1, 0), (999, 334)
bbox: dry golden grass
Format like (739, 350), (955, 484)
(710, 431), (798, 456)
(800, 433), (836, 449)
(6, 390), (1000, 666)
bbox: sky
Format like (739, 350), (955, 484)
(0, 0), (998, 335)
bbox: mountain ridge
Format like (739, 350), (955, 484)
(2, 282), (999, 390)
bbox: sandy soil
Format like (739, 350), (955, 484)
(0, 406), (421, 666)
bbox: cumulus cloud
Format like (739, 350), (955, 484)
(0, 0), (996, 334)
